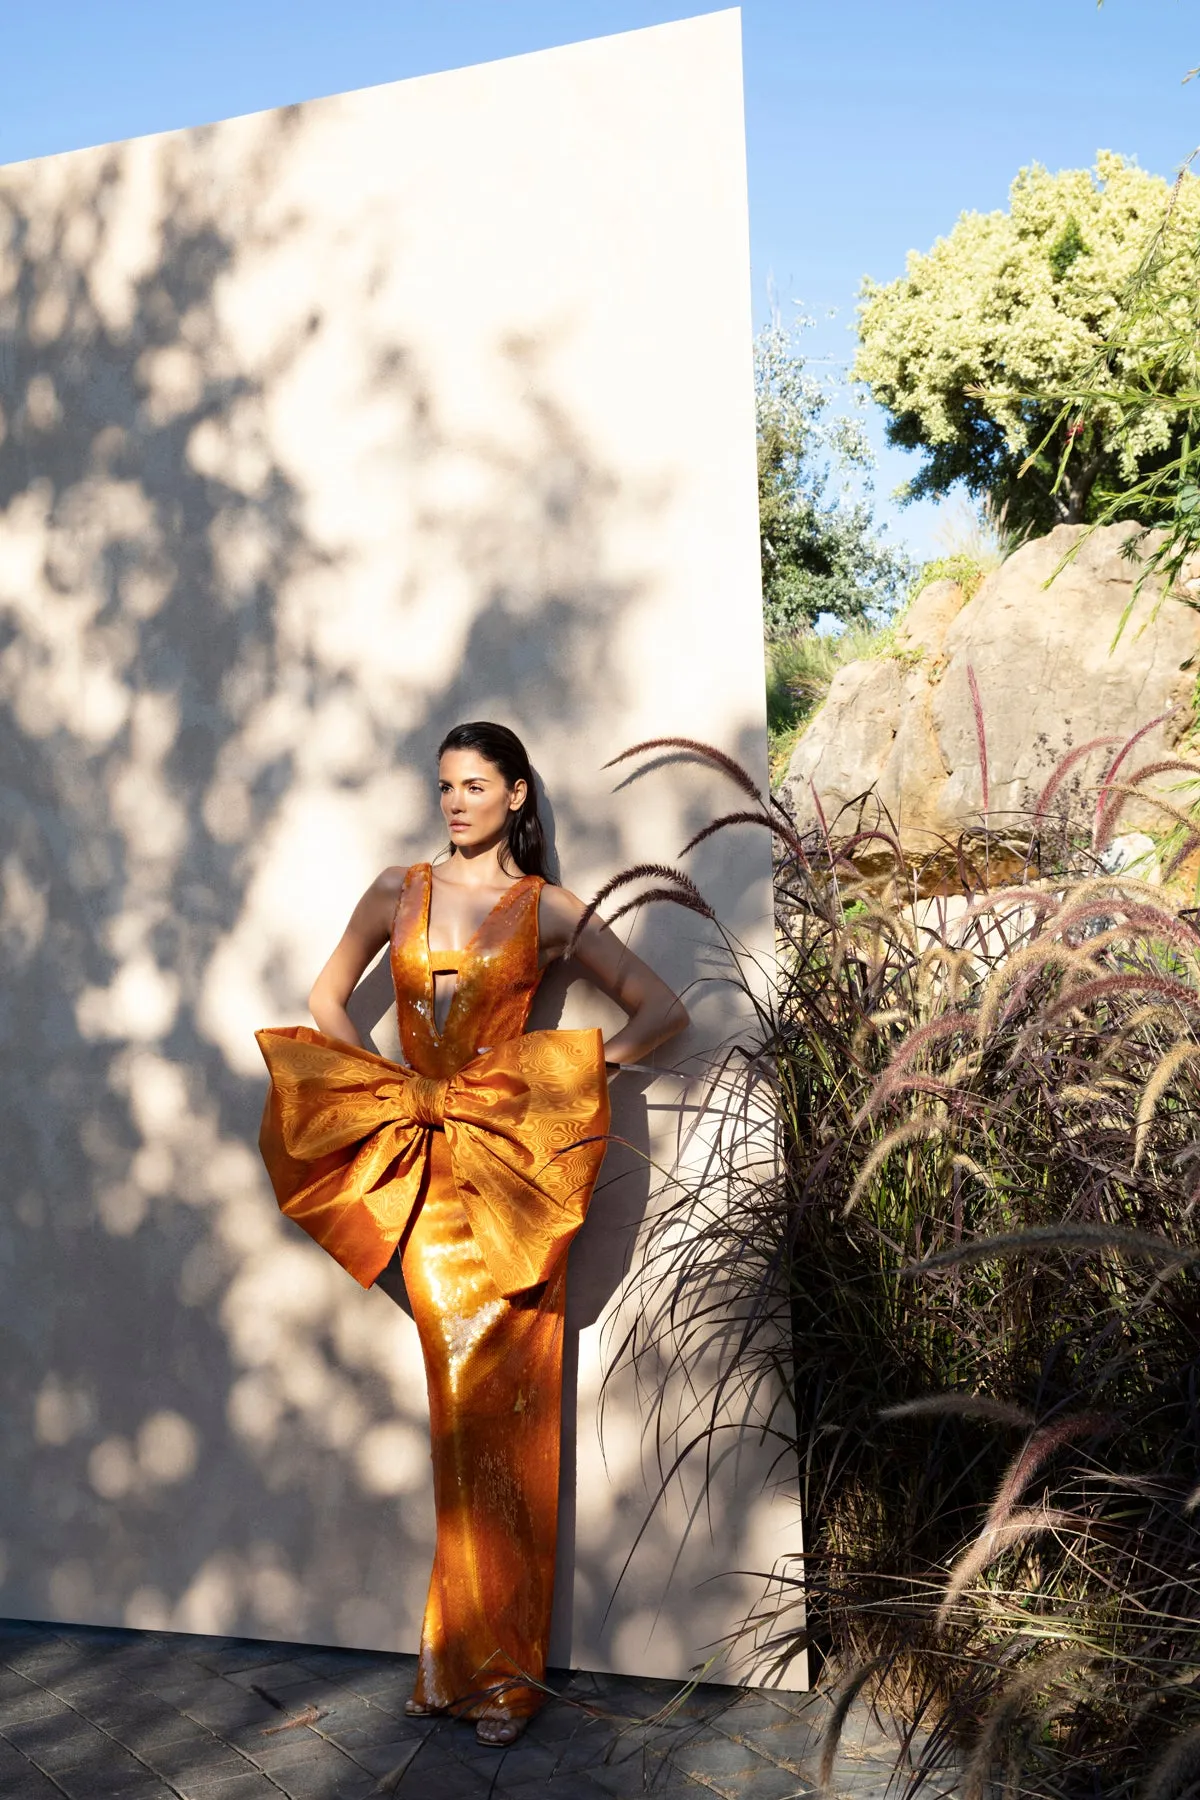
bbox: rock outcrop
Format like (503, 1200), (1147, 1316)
(784, 525), (1200, 847)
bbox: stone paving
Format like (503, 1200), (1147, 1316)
(0, 1619), (960, 1800)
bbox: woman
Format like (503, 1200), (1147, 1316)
(256, 721), (688, 1745)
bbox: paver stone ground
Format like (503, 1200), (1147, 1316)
(0, 1618), (958, 1798)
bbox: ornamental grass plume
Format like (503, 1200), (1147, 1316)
(961, 1650), (1091, 1800)
(595, 724), (1200, 1797)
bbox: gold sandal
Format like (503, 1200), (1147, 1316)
(475, 1715), (527, 1746)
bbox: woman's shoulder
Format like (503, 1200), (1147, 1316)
(368, 863), (422, 904)
(341, 864), (421, 942)
(537, 881), (590, 952)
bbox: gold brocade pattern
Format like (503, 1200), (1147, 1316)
(256, 863), (609, 1722)
(405, 1132), (564, 1721)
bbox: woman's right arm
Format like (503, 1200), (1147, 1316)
(307, 866), (408, 1049)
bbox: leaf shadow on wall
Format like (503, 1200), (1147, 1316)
(0, 106), (769, 1664)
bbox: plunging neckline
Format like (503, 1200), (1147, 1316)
(423, 863), (537, 959)
(421, 863), (538, 1045)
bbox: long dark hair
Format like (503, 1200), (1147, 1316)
(436, 721), (555, 882)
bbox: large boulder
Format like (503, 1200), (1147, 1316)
(784, 524), (1200, 847)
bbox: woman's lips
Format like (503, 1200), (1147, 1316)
(449, 821), (468, 831)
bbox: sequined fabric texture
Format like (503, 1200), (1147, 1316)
(256, 863), (609, 1721)
(390, 861), (547, 1080)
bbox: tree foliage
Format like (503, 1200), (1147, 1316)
(1021, 159), (1200, 622)
(854, 152), (1200, 535)
(756, 319), (912, 637)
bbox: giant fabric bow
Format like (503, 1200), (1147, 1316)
(255, 1026), (610, 1297)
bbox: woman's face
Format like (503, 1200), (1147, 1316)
(438, 750), (526, 853)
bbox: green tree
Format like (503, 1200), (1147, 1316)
(756, 318), (911, 637)
(854, 152), (1200, 535)
(1021, 161), (1200, 621)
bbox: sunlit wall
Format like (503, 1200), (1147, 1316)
(0, 10), (799, 1684)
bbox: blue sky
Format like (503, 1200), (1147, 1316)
(2, 2), (1197, 558)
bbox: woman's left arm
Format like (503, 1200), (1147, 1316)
(540, 887), (689, 1068)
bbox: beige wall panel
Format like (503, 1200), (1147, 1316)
(0, 11), (802, 1686)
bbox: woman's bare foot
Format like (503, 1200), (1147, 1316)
(475, 1715), (527, 1746)
(405, 1698), (436, 1718)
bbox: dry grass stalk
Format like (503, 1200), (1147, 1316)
(982, 1415), (1114, 1536)
(962, 1650), (1090, 1800)
(936, 1505), (1078, 1634)
(1142, 1722), (1200, 1800)
(843, 1117), (945, 1215)
(1093, 705), (1182, 849)
(566, 862), (713, 954)
(1135, 1041), (1200, 1167)
(905, 1222), (1200, 1277)
(880, 1396), (1035, 1430)
(1034, 734), (1123, 826)
(816, 1657), (888, 1792)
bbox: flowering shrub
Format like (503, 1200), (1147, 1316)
(854, 153), (1200, 535)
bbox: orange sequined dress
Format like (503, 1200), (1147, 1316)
(255, 863), (609, 1721)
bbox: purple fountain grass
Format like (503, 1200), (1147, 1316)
(1048, 893), (1200, 959)
(1093, 707), (1183, 851)
(982, 1414), (1116, 1537)
(816, 1657), (888, 1792)
(854, 1009), (975, 1124)
(1103, 779), (1200, 841)
(601, 885), (718, 931)
(836, 823), (909, 871)
(1118, 755), (1200, 789)
(936, 1504), (1080, 1635)
(903, 1222), (1200, 1275)
(1033, 734), (1124, 827)
(1141, 1723), (1200, 1800)
(807, 779), (834, 857)
(880, 1396), (1035, 1430)
(1164, 833), (1200, 883)
(966, 665), (990, 824)
(680, 808), (807, 862)
(1134, 1041), (1200, 1167)
(593, 726), (1200, 1795)
(859, 1072), (976, 1117)
(566, 862), (714, 954)
(844, 1116), (945, 1214)
(975, 938), (1094, 1041)
(1041, 968), (1199, 1021)
(603, 736), (766, 806)
(961, 1650), (1090, 1800)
